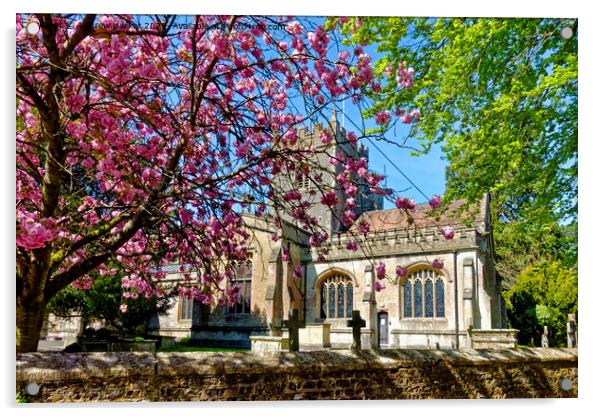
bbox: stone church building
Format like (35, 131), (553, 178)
(149, 114), (513, 351)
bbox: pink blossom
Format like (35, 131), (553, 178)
(375, 280), (385, 292)
(375, 262), (386, 279)
(208, 30), (231, 59)
(282, 249), (290, 262)
(319, 129), (333, 145)
(347, 131), (358, 145)
(16, 213), (57, 250)
(320, 191), (338, 207)
(285, 21), (303, 35)
(431, 259), (444, 269)
(179, 209), (193, 225)
(341, 210), (356, 227)
(71, 275), (93, 290)
(344, 184), (358, 197)
(396, 266), (408, 278)
(441, 226), (455, 240)
(14, 14), (388, 328)
(395, 197), (416, 210)
(309, 232), (327, 247)
(428, 195), (442, 209)
(293, 264), (303, 279)
(401, 109), (421, 124)
(396, 61), (414, 89)
(283, 191), (303, 202)
(200, 293), (213, 305)
(119, 304), (128, 313)
(307, 26), (330, 56)
(358, 220), (370, 234)
(345, 240), (359, 251)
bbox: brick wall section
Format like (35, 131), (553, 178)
(16, 348), (577, 402)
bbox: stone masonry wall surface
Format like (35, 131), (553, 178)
(16, 348), (577, 402)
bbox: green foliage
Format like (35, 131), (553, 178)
(177, 336), (192, 346)
(494, 220), (577, 289)
(342, 18), (578, 335)
(48, 267), (174, 338)
(345, 17), (577, 227)
(504, 261), (577, 346)
(16, 389), (28, 403)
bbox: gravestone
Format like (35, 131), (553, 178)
(541, 325), (549, 348)
(282, 309), (305, 352)
(347, 310), (366, 352)
(567, 313), (577, 348)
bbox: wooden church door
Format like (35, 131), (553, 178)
(378, 311), (389, 346)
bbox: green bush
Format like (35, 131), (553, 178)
(16, 389), (28, 403)
(48, 265), (175, 338)
(177, 336), (192, 346)
(504, 261), (577, 346)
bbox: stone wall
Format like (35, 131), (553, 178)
(16, 348), (577, 402)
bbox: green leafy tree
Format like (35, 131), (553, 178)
(48, 270), (175, 338)
(339, 18), (578, 319)
(343, 17), (577, 227)
(495, 220), (577, 289)
(504, 261), (577, 346)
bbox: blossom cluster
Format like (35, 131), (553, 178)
(15, 14), (424, 311)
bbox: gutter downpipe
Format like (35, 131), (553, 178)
(303, 261), (307, 321)
(453, 250), (460, 350)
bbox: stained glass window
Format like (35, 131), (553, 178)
(320, 274), (353, 319)
(436, 278), (445, 317)
(228, 260), (252, 314)
(346, 284), (353, 318)
(179, 294), (194, 320)
(425, 278), (434, 317)
(337, 283), (344, 318)
(401, 268), (445, 319)
(328, 284), (335, 318)
(403, 279), (412, 317)
(414, 278), (423, 317)
(320, 285), (327, 319)
(244, 280), (251, 312)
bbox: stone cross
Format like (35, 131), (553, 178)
(347, 310), (366, 352)
(282, 309), (305, 352)
(541, 325), (549, 348)
(567, 313), (577, 348)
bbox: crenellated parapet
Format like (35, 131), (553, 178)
(302, 224), (484, 262)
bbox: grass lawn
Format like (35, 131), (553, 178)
(158, 346), (250, 353)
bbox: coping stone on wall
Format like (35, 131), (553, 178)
(16, 348), (578, 383)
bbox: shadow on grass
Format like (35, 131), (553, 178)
(158, 346), (250, 353)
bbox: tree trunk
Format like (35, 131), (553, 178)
(16, 297), (45, 353)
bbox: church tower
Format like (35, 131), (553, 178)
(293, 109), (383, 235)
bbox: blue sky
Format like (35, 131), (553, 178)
(305, 16), (449, 208)
(335, 99), (448, 209)
(127, 14), (449, 207)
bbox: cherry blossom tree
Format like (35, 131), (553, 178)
(16, 12), (450, 352)
(16, 13), (409, 352)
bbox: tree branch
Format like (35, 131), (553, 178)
(60, 14), (97, 60)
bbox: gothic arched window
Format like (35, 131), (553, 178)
(401, 268), (445, 319)
(319, 274), (354, 319)
(227, 261), (252, 314)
